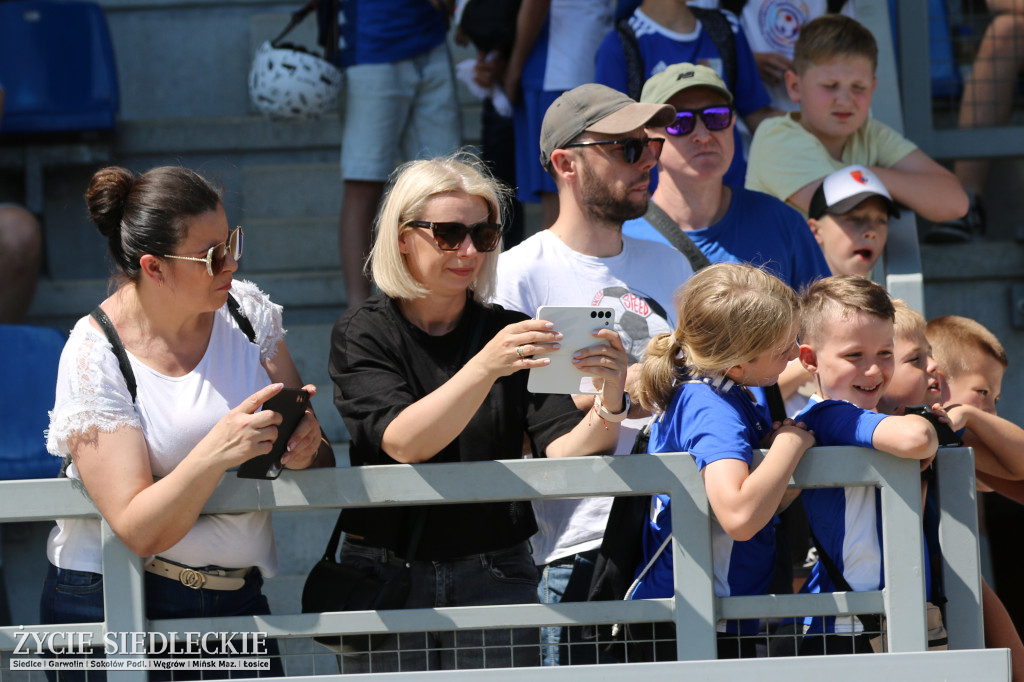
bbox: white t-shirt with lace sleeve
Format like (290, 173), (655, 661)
(45, 279), (284, 576)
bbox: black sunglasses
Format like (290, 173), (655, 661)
(561, 136), (665, 164)
(407, 220), (504, 252)
(666, 106), (735, 136)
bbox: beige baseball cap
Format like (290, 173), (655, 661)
(539, 83), (675, 168)
(640, 62), (734, 106)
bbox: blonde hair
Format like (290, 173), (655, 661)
(926, 315), (1008, 380)
(636, 263), (798, 413)
(368, 151), (509, 303)
(799, 275), (894, 348)
(793, 15), (878, 75)
(892, 299), (927, 341)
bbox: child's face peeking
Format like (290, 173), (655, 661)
(809, 196), (889, 277)
(877, 331), (942, 414)
(945, 350), (1004, 415)
(800, 309), (894, 410)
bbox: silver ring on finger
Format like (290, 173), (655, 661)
(516, 345), (526, 359)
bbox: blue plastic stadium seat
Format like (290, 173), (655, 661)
(0, 325), (66, 479)
(0, 1), (119, 135)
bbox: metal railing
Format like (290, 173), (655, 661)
(0, 448), (1009, 679)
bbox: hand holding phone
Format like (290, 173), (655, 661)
(237, 387), (311, 479)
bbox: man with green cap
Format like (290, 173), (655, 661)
(623, 62), (830, 294)
(493, 82), (696, 666)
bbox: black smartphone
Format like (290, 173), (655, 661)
(904, 404), (963, 447)
(237, 387), (311, 479)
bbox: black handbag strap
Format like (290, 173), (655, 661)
(643, 201), (713, 272)
(90, 306), (138, 403)
(90, 293), (255, 405)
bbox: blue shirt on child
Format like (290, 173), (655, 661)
(634, 377), (774, 634)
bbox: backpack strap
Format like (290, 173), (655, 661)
(690, 7), (738, 93)
(826, 0), (848, 14)
(643, 201), (713, 272)
(616, 18), (646, 102)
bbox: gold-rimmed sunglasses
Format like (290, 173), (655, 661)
(163, 227), (243, 276)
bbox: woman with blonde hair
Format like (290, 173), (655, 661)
(329, 152), (629, 671)
(629, 262), (814, 660)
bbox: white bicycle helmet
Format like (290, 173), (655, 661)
(249, 41), (343, 121)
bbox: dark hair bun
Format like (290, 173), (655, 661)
(85, 166), (135, 238)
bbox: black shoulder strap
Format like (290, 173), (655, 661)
(91, 306), (138, 403)
(616, 18), (646, 101)
(643, 201), (713, 272)
(809, 529), (883, 633)
(227, 293), (258, 345)
(720, 0), (747, 14)
(690, 7), (738, 92)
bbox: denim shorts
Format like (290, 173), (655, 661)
(39, 562), (282, 681)
(340, 42), (462, 182)
(336, 540), (541, 672)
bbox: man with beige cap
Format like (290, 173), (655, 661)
(493, 83), (695, 665)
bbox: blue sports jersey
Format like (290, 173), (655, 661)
(634, 377), (774, 635)
(594, 8), (771, 187)
(795, 397), (932, 634)
(622, 187), (831, 291)
(337, 0), (447, 66)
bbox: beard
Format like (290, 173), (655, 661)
(578, 159), (650, 224)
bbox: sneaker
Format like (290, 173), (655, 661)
(923, 190), (985, 243)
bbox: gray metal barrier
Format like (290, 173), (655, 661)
(0, 448), (1006, 680)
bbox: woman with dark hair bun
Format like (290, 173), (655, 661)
(41, 165), (333, 675)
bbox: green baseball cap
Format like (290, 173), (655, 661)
(539, 83), (675, 168)
(640, 62), (734, 106)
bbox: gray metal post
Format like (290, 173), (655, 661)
(100, 521), (147, 682)
(670, 457), (717, 660)
(879, 458), (928, 651)
(936, 448), (985, 649)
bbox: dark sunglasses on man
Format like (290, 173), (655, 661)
(665, 106), (735, 137)
(163, 226), (243, 276)
(560, 136), (665, 165)
(407, 220), (504, 252)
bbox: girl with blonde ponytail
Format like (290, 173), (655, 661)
(629, 263), (815, 659)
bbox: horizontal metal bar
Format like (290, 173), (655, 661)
(0, 449), (959, 521)
(719, 591), (884, 620)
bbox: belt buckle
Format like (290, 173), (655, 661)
(179, 567), (206, 589)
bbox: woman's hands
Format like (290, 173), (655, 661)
(470, 318), (564, 379)
(199, 383), (285, 472)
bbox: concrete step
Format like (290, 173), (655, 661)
(243, 218), (338, 272)
(241, 162), (342, 221)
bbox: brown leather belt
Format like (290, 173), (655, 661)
(144, 557), (250, 591)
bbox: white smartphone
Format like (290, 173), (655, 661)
(527, 306), (615, 395)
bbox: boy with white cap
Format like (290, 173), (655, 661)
(807, 164), (898, 278)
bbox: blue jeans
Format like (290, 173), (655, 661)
(536, 549), (599, 666)
(39, 563), (282, 681)
(337, 540), (540, 672)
